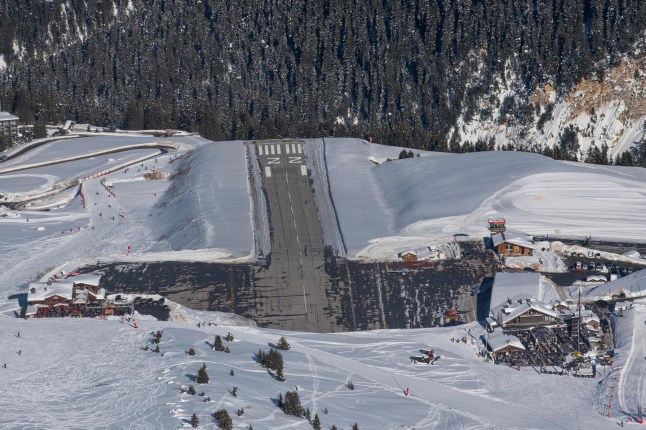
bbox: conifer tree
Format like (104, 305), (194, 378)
(213, 409), (233, 430)
(277, 336), (290, 350)
(33, 121), (47, 139)
(282, 391), (303, 417)
(214, 335), (225, 351)
(196, 363), (209, 384)
(312, 413), (321, 430)
(190, 413), (199, 428)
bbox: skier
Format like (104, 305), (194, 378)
(1, 363), (5, 368)
(17, 350), (21, 355)
(16, 332), (20, 338)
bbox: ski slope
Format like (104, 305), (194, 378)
(1, 134), (646, 427)
(615, 300), (646, 418)
(0, 314), (617, 429)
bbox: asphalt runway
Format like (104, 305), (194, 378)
(250, 140), (343, 332)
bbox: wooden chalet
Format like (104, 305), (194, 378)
(25, 274), (104, 317)
(485, 332), (526, 362)
(26, 282), (74, 317)
(493, 296), (563, 330)
(491, 233), (535, 257)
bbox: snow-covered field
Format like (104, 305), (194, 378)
(2, 133), (646, 428)
(324, 138), (646, 260)
(0, 313), (630, 430)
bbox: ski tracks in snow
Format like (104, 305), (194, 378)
(306, 353), (320, 413)
(618, 302), (646, 417)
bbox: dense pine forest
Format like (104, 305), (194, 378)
(0, 0), (645, 152)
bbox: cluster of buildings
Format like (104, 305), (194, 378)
(25, 274), (120, 318)
(482, 272), (603, 375)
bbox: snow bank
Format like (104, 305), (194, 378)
(148, 142), (253, 257)
(326, 139), (646, 260)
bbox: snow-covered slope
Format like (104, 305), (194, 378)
(325, 138), (646, 260)
(147, 142), (253, 256)
(0, 313), (621, 429)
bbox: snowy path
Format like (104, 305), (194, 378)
(618, 302), (646, 417)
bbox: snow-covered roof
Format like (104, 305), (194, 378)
(622, 250), (641, 259)
(579, 269), (646, 300)
(491, 233), (536, 249)
(486, 332), (525, 352)
(89, 287), (106, 300)
(586, 275), (607, 283)
(73, 289), (88, 304)
(490, 272), (543, 310)
(27, 282), (74, 302)
(492, 294), (562, 326)
(0, 111), (19, 122)
(491, 234), (505, 247)
(65, 273), (102, 287)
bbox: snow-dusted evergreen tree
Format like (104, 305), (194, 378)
(277, 336), (290, 350)
(213, 409), (233, 430)
(196, 363), (209, 384)
(190, 413), (199, 428)
(282, 390), (303, 417)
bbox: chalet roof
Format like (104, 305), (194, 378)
(65, 273), (102, 287)
(486, 332), (525, 352)
(73, 290), (89, 304)
(586, 275), (607, 283)
(490, 272), (543, 310)
(492, 232), (536, 249)
(0, 111), (19, 122)
(27, 282), (74, 302)
(88, 287), (106, 300)
(25, 305), (40, 316)
(493, 294), (562, 326)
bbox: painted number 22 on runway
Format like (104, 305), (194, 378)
(289, 157), (302, 163)
(267, 157), (280, 164)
